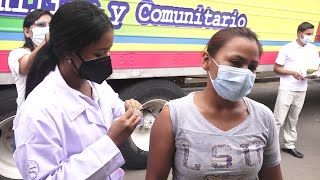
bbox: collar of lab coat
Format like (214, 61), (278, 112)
(50, 66), (99, 121)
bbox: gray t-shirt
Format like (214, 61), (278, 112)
(167, 92), (280, 180)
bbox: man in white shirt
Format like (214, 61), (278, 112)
(273, 22), (320, 158)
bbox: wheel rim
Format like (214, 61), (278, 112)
(131, 99), (167, 151)
(0, 115), (22, 179)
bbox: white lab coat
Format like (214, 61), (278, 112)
(13, 66), (126, 180)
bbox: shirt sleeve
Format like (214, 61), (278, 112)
(166, 101), (178, 136)
(101, 82), (125, 120)
(275, 46), (287, 66)
(262, 109), (281, 167)
(13, 109), (125, 180)
(8, 48), (31, 74)
(111, 92), (125, 120)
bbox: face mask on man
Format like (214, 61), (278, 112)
(300, 33), (313, 44)
(31, 26), (49, 46)
(72, 54), (113, 84)
(208, 56), (256, 101)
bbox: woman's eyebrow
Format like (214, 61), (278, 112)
(231, 55), (247, 63)
(95, 48), (107, 50)
(250, 60), (259, 67)
(95, 47), (110, 51)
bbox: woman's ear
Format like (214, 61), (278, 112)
(202, 51), (210, 71)
(23, 27), (32, 38)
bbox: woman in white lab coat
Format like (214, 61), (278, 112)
(13, 1), (142, 179)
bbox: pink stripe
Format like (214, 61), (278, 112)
(0, 50), (303, 72)
(0, 50), (10, 73)
(111, 51), (202, 69)
(111, 51), (280, 69)
(260, 51), (279, 64)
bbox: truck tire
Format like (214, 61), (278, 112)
(117, 80), (185, 169)
(0, 88), (22, 180)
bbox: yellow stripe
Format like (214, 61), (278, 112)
(264, 46), (320, 51)
(263, 46), (281, 51)
(109, 0), (320, 41)
(0, 41), (24, 50)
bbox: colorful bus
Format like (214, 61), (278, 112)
(0, 0), (319, 179)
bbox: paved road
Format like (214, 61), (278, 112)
(124, 80), (320, 180)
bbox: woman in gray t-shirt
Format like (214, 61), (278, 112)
(146, 27), (282, 180)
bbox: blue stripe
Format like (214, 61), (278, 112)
(1, 32), (320, 47)
(0, 32), (24, 41)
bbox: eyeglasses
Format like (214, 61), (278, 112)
(33, 21), (50, 27)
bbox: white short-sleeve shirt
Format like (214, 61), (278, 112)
(275, 40), (320, 91)
(8, 48), (31, 110)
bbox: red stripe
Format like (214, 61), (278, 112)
(0, 50), (11, 73)
(111, 51), (202, 69)
(260, 51), (279, 64)
(111, 51), (283, 68)
(316, 21), (320, 43)
(0, 50), (281, 73)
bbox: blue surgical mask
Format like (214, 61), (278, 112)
(300, 34), (313, 44)
(208, 57), (256, 101)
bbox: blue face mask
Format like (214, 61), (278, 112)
(300, 34), (313, 44)
(208, 57), (256, 101)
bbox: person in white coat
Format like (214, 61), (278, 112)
(13, 1), (142, 179)
(8, 9), (52, 111)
